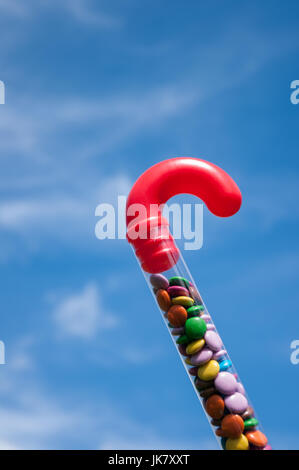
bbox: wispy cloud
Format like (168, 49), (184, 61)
(0, 0), (121, 28)
(52, 282), (118, 339)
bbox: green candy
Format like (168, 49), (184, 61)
(169, 276), (190, 288)
(176, 334), (189, 345)
(244, 418), (259, 429)
(187, 305), (204, 317)
(185, 317), (207, 340)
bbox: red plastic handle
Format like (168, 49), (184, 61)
(126, 158), (242, 273)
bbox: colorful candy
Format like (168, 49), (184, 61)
(156, 289), (171, 311)
(226, 434), (249, 451)
(167, 305), (188, 327)
(245, 430), (268, 448)
(198, 360), (220, 381)
(185, 317), (207, 340)
(150, 272), (269, 450)
(224, 392), (248, 414)
(221, 414), (244, 438)
(167, 286), (189, 297)
(172, 296), (194, 307)
(205, 394), (225, 419)
(186, 338), (205, 355)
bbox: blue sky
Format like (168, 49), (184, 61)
(0, 0), (299, 449)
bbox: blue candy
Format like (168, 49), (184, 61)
(219, 359), (232, 371)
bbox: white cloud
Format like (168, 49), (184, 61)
(0, 0), (121, 28)
(53, 282), (118, 339)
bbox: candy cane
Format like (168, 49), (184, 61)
(126, 157), (270, 451)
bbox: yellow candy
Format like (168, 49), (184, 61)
(172, 296), (194, 307)
(184, 357), (192, 365)
(186, 339), (205, 355)
(226, 434), (249, 451)
(197, 360), (220, 381)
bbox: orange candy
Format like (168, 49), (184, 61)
(221, 414), (244, 438)
(205, 394), (225, 420)
(156, 289), (172, 311)
(245, 430), (268, 448)
(167, 305), (188, 327)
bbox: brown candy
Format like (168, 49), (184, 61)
(221, 414), (244, 438)
(156, 289), (172, 312)
(195, 378), (214, 390)
(246, 430), (268, 448)
(188, 367), (198, 376)
(241, 406), (254, 421)
(205, 394), (225, 419)
(167, 305), (188, 327)
(200, 387), (216, 399)
(211, 418), (222, 427)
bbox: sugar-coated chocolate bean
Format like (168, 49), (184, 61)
(213, 349), (227, 361)
(150, 274), (169, 290)
(245, 430), (268, 448)
(178, 344), (188, 356)
(214, 372), (238, 395)
(236, 382), (245, 395)
(197, 360), (220, 381)
(190, 346), (213, 366)
(211, 418), (222, 427)
(156, 289), (172, 311)
(188, 367), (198, 376)
(171, 327), (185, 336)
(185, 317), (207, 340)
(172, 296), (194, 307)
(205, 394), (225, 419)
(226, 434), (249, 450)
(167, 286), (189, 297)
(169, 276), (190, 288)
(221, 414), (244, 438)
(186, 338), (205, 355)
(195, 378), (214, 390)
(199, 387), (216, 399)
(176, 334), (189, 344)
(167, 305), (188, 327)
(204, 331), (222, 351)
(241, 406), (255, 421)
(224, 392), (248, 414)
(244, 418), (258, 430)
(219, 359), (232, 371)
(186, 305), (204, 317)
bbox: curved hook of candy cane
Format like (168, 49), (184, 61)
(126, 157), (242, 273)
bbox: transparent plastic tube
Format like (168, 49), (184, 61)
(126, 157), (270, 450)
(133, 244), (270, 451)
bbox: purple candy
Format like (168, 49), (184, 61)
(224, 392), (248, 414)
(236, 382), (246, 395)
(204, 331), (222, 351)
(201, 314), (211, 322)
(171, 327), (185, 336)
(214, 372), (238, 395)
(190, 346), (213, 366)
(207, 324), (216, 331)
(149, 274), (169, 290)
(167, 286), (189, 297)
(213, 349), (227, 360)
